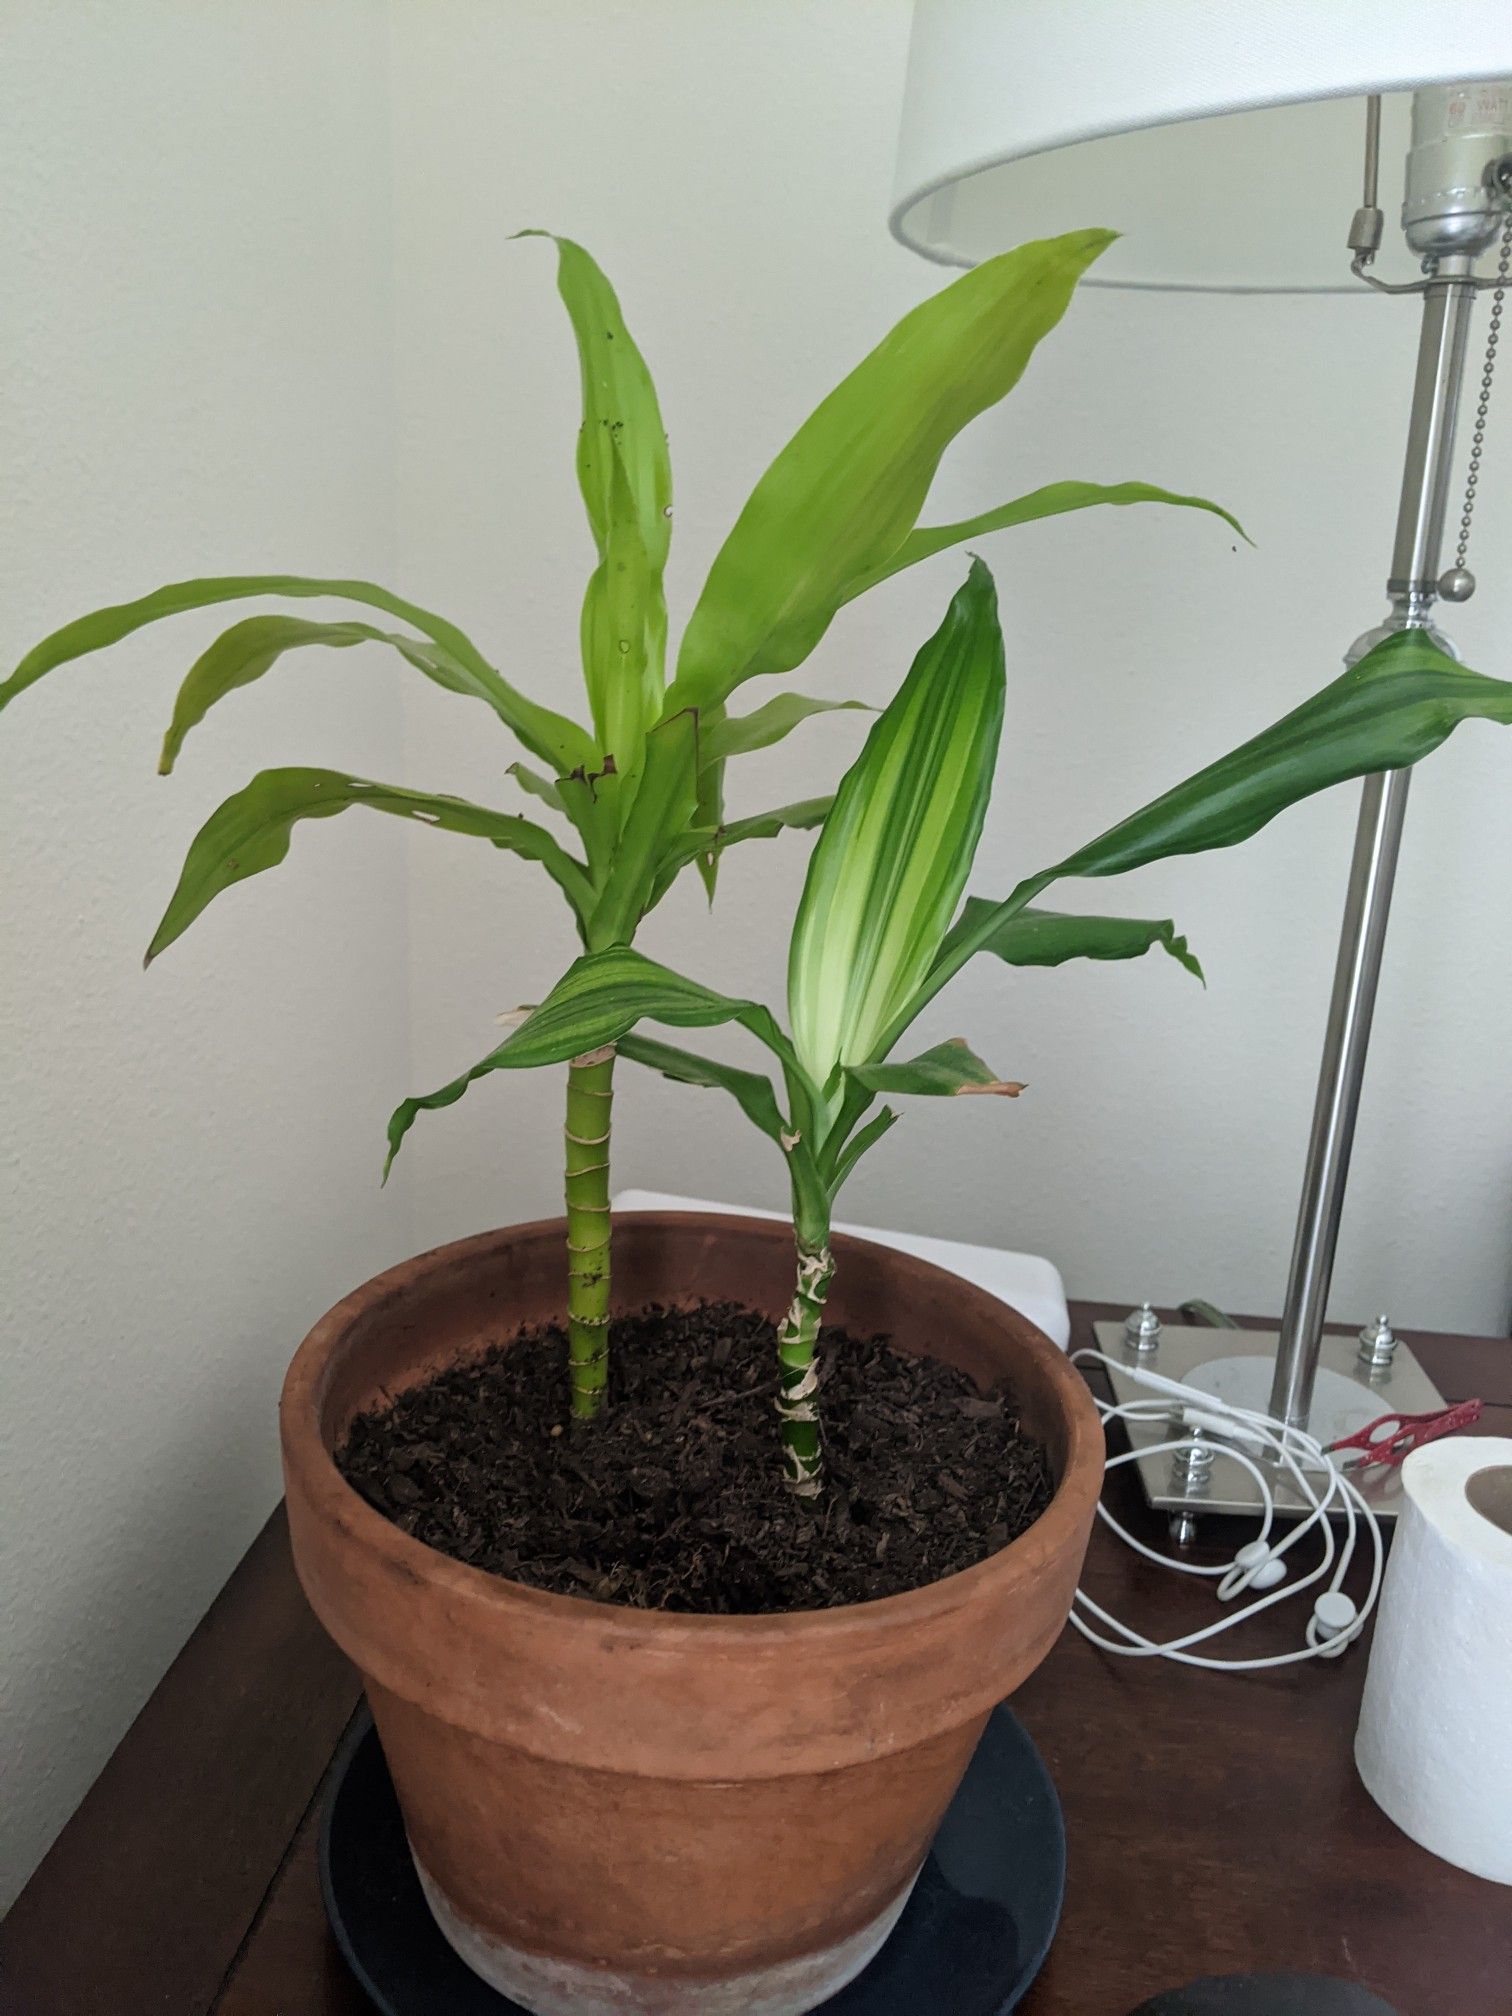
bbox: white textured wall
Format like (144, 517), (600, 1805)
(0, 3), (415, 1906)
(5, 0), (1512, 1914)
(387, 0), (1512, 1338)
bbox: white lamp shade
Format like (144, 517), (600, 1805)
(891, 0), (1512, 291)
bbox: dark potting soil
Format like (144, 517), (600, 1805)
(336, 1302), (1055, 1614)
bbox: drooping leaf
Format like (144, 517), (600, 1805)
(787, 560), (1004, 1082)
(700, 692), (872, 766)
(384, 945), (807, 1174)
(934, 901), (1204, 984)
(521, 233), (670, 771)
(614, 1032), (835, 1237)
(669, 228), (1112, 713)
(147, 768), (592, 964)
(891, 629), (1512, 1044)
(847, 1038), (1025, 1099)
(157, 615), (503, 774)
(587, 709), (700, 944)
(616, 1033), (788, 1142)
(0, 575), (594, 774)
(840, 479), (1246, 607)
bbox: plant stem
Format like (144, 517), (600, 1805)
(776, 1230), (834, 1497)
(565, 1046), (615, 1419)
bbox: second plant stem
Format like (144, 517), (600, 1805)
(776, 1222), (834, 1497)
(565, 1047), (615, 1420)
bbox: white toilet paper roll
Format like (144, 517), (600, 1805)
(1355, 1434), (1512, 1885)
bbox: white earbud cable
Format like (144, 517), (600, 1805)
(1066, 1347), (1385, 1672)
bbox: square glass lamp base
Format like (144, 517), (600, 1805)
(1092, 1320), (1446, 1524)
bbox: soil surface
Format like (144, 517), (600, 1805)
(337, 1301), (1055, 1614)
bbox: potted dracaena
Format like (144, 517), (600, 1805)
(0, 226), (1234, 1422)
(280, 561), (1512, 2015)
(12, 229), (1512, 2016)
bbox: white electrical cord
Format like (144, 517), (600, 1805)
(1068, 1348), (1385, 1672)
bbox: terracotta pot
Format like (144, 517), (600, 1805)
(281, 1211), (1103, 2016)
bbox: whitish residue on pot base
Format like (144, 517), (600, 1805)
(413, 1850), (919, 2016)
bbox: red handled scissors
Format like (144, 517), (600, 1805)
(1325, 1398), (1483, 1471)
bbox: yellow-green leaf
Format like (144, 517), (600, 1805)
(670, 229), (1112, 713)
(840, 479), (1247, 607)
(586, 710), (700, 945)
(1, 575), (594, 775)
(522, 232), (670, 772)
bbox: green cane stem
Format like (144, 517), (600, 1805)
(564, 1047), (615, 1419)
(776, 1232), (834, 1497)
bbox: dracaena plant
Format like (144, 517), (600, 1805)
(1, 227), (1236, 1421)
(385, 560), (1512, 1494)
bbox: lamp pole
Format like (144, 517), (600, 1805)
(1269, 81), (1512, 1430)
(1269, 263), (1478, 1429)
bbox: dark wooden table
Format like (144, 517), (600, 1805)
(7, 1302), (1512, 2016)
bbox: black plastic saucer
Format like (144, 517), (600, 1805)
(321, 1702), (1066, 2016)
(1126, 1979), (1399, 2015)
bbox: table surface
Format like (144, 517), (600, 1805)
(6, 1301), (1511, 2016)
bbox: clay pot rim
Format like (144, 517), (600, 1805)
(281, 1209), (1103, 1646)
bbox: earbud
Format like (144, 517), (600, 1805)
(1307, 1590), (1360, 1657)
(1227, 1539), (1288, 1593)
(1216, 1539), (1287, 1600)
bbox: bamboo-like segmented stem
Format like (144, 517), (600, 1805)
(776, 1233), (834, 1496)
(564, 1047), (615, 1419)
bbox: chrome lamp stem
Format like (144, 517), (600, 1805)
(1269, 262), (1479, 1430)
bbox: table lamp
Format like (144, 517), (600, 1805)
(890, 1), (1512, 1524)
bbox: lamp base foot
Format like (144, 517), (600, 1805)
(1093, 1318), (1445, 1524)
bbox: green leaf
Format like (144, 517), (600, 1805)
(691, 742), (725, 904)
(147, 768), (592, 964)
(700, 692), (872, 766)
(613, 1032), (833, 1235)
(586, 709), (700, 944)
(507, 761), (569, 816)
(840, 479), (1247, 606)
(1, 575), (595, 775)
(893, 629), (1512, 1044)
(384, 945), (807, 1174)
(669, 228), (1112, 712)
(555, 755), (625, 867)
(713, 796), (835, 848)
(935, 901), (1204, 984)
(651, 793), (834, 901)
(521, 233), (670, 772)
(521, 232), (671, 583)
(579, 438), (663, 781)
(846, 1038), (1025, 1099)
(616, 1033), (788, 1142)
(787, 560), (1004, 1082)
(156, 614), (502, 774)
(827, 1104), (900, 1191)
